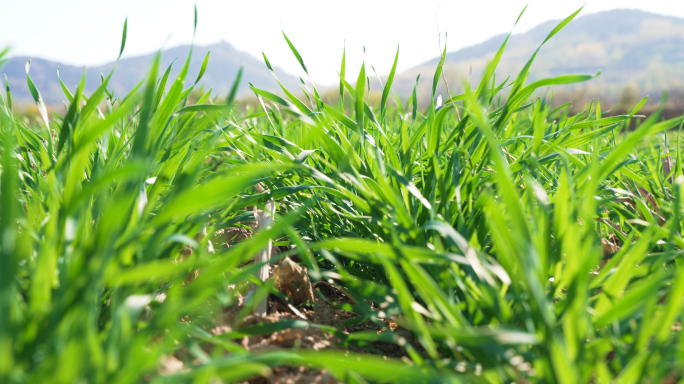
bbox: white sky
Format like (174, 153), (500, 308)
(2, 0), (684, 86)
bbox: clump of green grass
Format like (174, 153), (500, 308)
(2, 6), (684, 383)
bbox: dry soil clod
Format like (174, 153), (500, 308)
(272, 257), (315, 306)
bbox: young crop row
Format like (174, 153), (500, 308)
(1, 7), (683, 383)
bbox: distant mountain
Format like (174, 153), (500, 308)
(1, 41), (301, 106)
(394, 9), (684, 103)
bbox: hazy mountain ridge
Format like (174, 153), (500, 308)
(4, 9), (684, 108)
(1, 41), (300, 106)
(393, 9), (684, 103)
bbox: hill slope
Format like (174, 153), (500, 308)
(1, 41), (300, 106)
(393, 9), (684, 103)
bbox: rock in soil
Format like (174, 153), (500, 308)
(272, 257), (315, 305)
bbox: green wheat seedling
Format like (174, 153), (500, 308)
(1, 6), (684, 383)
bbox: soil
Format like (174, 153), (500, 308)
(158, 284), (411, 383)
(158, 223), (415, 383)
